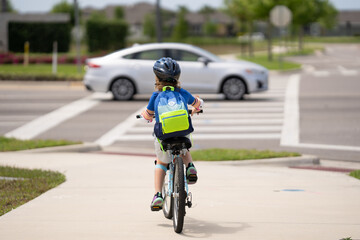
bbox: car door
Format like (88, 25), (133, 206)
(167, 49), (218, 93)
(122, 49), (165, 93)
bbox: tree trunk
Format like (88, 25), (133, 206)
(267, 20), (273, 61)
(248, 21), (254, 57)
(298, 25), (304, 52)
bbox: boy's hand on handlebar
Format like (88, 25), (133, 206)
(191, 107), (201, 116)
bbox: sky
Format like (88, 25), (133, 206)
(10, 0), (360, 13)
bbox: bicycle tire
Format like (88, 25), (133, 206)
(173, 156), (186, 233)
(162, 168), (173, 219)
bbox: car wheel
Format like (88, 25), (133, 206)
(222, 78), (246, 100)
(111, 78), (135, 101)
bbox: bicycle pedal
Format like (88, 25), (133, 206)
(151, 206), (162, 211)
(187, 174), (198, 184)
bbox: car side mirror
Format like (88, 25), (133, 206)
(198, 57), (210, 66)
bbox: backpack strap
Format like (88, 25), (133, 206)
(162, 86), (174, 92)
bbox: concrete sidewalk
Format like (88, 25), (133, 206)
(0, 151), (360, 240)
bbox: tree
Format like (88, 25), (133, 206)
(199, 5), (217, 36)
(198, 5), (215, 19)
(143, 13), (156, 39)
(286, 0), (337, 51)
(172, 6), (189, 41)
(51, 0), (76, 26)
(114, 6), (124, 20)
(1, 0), (15, 12)
(316, 0), (338, 32)
(224, 0), (257, 57)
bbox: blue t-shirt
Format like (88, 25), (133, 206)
(147, 88), (195, 112)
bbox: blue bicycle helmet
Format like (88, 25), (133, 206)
(153, 57), (181, 83)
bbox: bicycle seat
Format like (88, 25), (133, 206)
(162, 137), (192, 151)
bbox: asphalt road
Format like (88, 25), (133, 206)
(0, 44), (359, 161)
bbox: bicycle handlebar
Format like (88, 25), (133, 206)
(136, 109), (203, 119)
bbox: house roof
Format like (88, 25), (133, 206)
(338, 11), (360, 24)
(124, 2), (155, 25)
(185, 11), (233, 25)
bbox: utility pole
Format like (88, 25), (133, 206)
(74, 0), (81, 73)
(1, 0), (7, 12)
(155, 0), (162, 42)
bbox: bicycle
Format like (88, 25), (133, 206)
(136, 109), (202, 233)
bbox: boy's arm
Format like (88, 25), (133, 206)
(190, 96), (204, 116)
(141, 109), (155, 123)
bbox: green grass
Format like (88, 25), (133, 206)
(0, 137), (81, 152)
(304, 36), (360, 43)
(0, 166), (66, 216)
(239, 54), (302, 71)
(191, 148), (300, 161)
(349, 170), (360, 180)
(0, 64), (84, 80)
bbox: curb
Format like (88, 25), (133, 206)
(18, 143), (102, 153)
(215, 155), (320, 167)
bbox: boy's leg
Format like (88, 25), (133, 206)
(154, 159), (167, 193)
(183, 151), (198, 184)
(151, 159), (167, 211)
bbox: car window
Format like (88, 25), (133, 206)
(123, 49), (164, 60)
(167, 49), (201, 62)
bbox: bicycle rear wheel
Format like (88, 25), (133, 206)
(162, 169), (173, 219)
(173, 156), (186, 233)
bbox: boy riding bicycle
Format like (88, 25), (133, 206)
(141, 57), (204, 211)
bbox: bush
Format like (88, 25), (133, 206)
(8, 22), (71, 53)
(86, 19), (128, 52)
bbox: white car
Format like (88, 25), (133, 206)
(83, 42), (268, 100)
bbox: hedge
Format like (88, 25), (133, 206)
(8, 22), (71, 53)
(86, 19), (128, 52)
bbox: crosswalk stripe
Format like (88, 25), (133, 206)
(128, 125), (282, 133)
(337, 65), (358, 76)
(115, 133), (281, 141)
(206, 102), (284, 107)
(204, 108), (283, 113)
(5, 94), (100, 140)
(95, 106), (145, 146)
(192, 119), (283, 125)
(195, 114), (283, 119)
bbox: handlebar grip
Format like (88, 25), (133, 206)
(189, 109), (203, 114)
(136, 115), (141, 119)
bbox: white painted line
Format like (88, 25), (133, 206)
(302, 64), (315, 73)
(338, 65), (358, 76)
(196, 113), (283, 119)
(5, 94), (100, 140)
(0, 122), (25, 126)
(281, 74), (300, 146)
(193, 119), (283, 125)
(129, 125), (282, 133)
(200, 107), (284, 113)
(115, 133), (281, 141)
(313, 71), (330, 77)
(207, 102), (284, 108)
(95, 106), (146, 146)
(288, 143), (360, 152)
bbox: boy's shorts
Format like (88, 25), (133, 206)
(154, 135), (190, 164)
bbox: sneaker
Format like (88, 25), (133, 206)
(150, 192), (163, 211)
(186, 163), (198, 184)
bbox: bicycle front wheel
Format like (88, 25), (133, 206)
(173, 156), (186, 233)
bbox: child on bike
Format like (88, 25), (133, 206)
(141, 57), (204, 211)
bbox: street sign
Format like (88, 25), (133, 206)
(270, 5), (292, 28)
